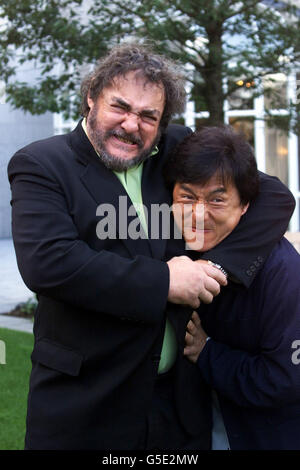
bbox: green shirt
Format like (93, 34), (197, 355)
(82, 119), (177, 373)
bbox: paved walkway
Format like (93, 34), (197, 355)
(0, 314), (33, 333)
(0, 238), (34, 333)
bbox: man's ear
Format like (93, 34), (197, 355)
(241, 202), (249, 216)
(87, 94), (95, 111)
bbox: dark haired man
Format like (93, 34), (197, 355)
(166, 126), (300, 450)
(8, 43), (295, 450)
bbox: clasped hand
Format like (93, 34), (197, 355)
(167, 257), (227, 309)
(184, 311), (208, 363)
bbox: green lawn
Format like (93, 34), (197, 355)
(0, 327), (33, 450)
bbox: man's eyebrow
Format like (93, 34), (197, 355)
(180, 184), (227, 197)
(180, 184), (197, 196)
(111, 96), (161, 116)
(140, 108), (161, 117)
(111, 97), (130, 109)
(209, 187), (227, 196)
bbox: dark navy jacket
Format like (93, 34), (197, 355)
(197, 238), (300, 450)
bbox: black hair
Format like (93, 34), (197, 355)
(164, 126), (259, 205)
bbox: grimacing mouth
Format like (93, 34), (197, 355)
(115, 135), (137, 145)
(109, 130), (143, 147)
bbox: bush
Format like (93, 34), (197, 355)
(18, 296), (37, 317)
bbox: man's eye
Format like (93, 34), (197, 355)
(111, 104), (127, 112)
(181, 194), (194, 200)
(141, 114), (157, 123)
(211, 198), (224, 203)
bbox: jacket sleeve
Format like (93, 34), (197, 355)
(200, 171), (295, 287)
(197, 251), (300, 408)
(7, 151), (169, 325)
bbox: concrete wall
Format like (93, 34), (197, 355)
(0, 105), (53, 238)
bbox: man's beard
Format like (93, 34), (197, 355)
(87, 110), (161, 172)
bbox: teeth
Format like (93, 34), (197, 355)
(117, 136), (135, 145)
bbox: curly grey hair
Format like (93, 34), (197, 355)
(80, 42), (186, 129)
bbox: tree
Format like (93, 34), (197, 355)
(0, 0), (116, 117)
(0, 0), (299, 128)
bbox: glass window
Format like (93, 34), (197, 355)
(227, 80), (255, 111)
(265, 126), (288, 186)
(264, 73), (287, 110)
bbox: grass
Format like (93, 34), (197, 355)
(0, 327), (33, 450)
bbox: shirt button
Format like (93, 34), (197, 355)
(246, 270), (253, 276)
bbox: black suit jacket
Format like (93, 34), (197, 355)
(8, 121), (294, 450)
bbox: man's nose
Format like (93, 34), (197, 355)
(121, 112), (140, 134)
(203, 205), (212, 222)
(192, 202), (205, 226)
(192, 202), (211, 220)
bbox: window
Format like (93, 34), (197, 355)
(227, 80), (255, 111)
(264, 73), (288, 110)
(265, 126), (289, 185)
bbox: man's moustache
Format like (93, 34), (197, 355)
(106, 130), (143, 148)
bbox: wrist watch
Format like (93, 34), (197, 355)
(207, 260), (228, 278)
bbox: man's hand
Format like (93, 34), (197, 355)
(167, 256), (227, 309)
(184, 311), (208, 363)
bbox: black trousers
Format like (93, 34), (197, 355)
(145, 369), (208, 450)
